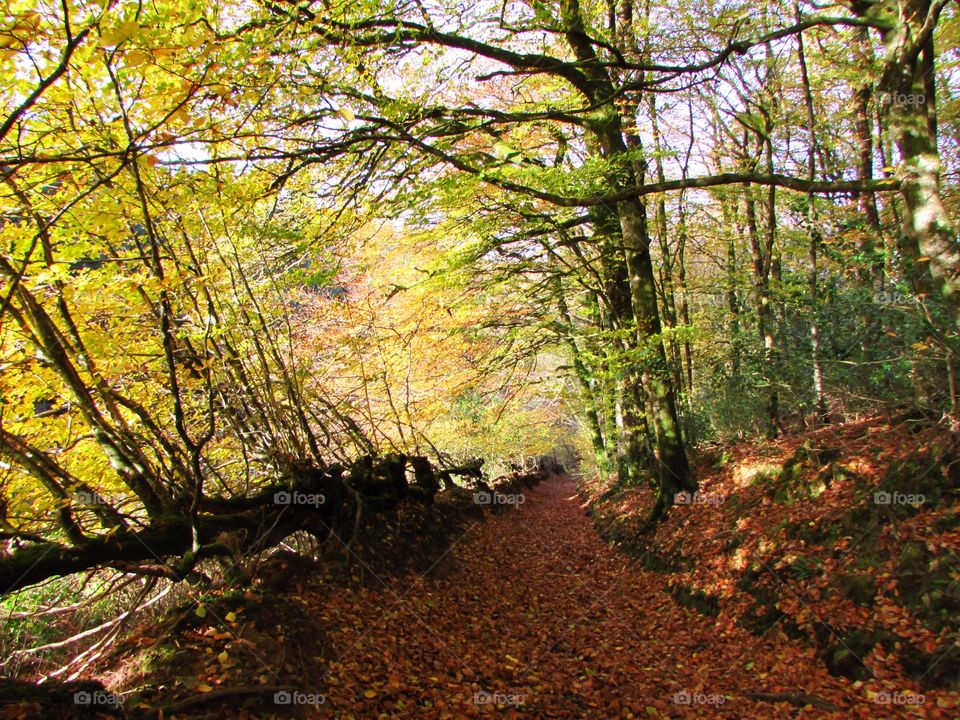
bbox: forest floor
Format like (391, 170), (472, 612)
(5, 416), (958, 719)
(304, 475), (871, 719)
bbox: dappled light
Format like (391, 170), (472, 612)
(1, 0), (959, 717)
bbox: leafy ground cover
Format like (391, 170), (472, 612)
(4, 417), (957, 718)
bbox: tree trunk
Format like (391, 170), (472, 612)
(796, 5), (828, 422)
(555, 282), (611, 474)
(853, 27), (884, 287)
(617, 198), (694, 503)
(866, 0), (959, 329)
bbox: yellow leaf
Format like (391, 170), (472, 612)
(0, 12), (41, 49)
(22, 12), (41, 32)
(183, 26), (210, 46)
(101, 20), (139, 47)
(363, 690), (376, 699)
(339, 106), (356, 122)
(125, 49), (152, 68)
(197, 683), (214, 693)
(225, 611), (237, 622)
(171, 106), (193, 125)
(217, 651), (229, 664)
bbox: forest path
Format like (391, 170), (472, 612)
(309, 476), (859, 719)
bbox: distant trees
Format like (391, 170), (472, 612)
(251, 0), (956, 518)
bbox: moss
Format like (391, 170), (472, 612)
(141, 642), (179, 673)
(835, 573), (876, 606)
(738, 601), (784, 635)
(715, 450), (733, 470)
(878, 445), (960, 509)
(722, 534), (743, 552)
(820, 627), (876, 681)
(733, 568), (807, 639)
(794, 443), (842, 468)
(900, 642), (960, 690)
(786, 556), (823, 581)
(784, 501), (878, 545)
(638, 548), (684, 573)
(932, 512), (960, 532)
(764, 444), (846, 505)
(895, 542), (960, 633)
(671, 585), (720, 617)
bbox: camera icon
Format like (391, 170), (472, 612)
(274, 690), (292, 705)
(674, 491), (692, 505)
(874, 491), (891, 505)
(473, 492), (491, 505)
(274, 491), (292, 505)
(73, 691), (91, 706)
(673, 691), (691, 705)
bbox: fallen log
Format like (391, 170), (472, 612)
(1, 453), (475, 596)
(0, 452), (554, 596)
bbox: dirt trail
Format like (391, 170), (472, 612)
(302, 476), (876, 718)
